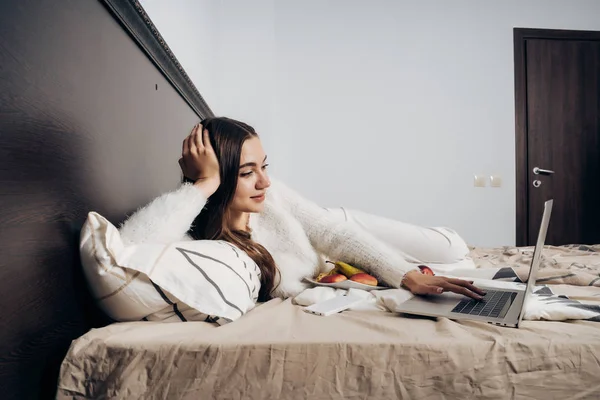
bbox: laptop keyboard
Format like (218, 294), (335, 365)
(451, 290), (517, 318)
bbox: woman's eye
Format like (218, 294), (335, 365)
(241, 164), (268, 177)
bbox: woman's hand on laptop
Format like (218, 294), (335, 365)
(401, 270), (486, 300)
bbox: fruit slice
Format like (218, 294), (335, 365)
(349, 273), (378, 286)
(319, 273), (347, 283)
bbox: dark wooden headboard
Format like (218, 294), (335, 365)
(0, 0), (213, 398)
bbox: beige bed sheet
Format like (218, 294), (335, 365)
(58, 293), (600, 399)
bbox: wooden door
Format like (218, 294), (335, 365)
(515, 28), (600, 246)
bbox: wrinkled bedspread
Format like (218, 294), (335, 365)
(469, 244), (600, 286)
(56, 245), (600, 400)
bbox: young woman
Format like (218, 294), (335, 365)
(118, 117), (485, 302)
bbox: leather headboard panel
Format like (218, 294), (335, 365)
(0, 0), (212, 398)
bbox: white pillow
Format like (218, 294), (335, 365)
(79, 211), (261, 325)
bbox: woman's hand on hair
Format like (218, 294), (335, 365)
(401, 269), (486, 300)
(179, 123), (221, 190)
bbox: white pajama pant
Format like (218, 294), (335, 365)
(325, 207), (476, 273)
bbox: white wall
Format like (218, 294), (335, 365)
(140, 0), (600, 247)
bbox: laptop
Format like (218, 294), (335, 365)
(396, 199), (553, 328)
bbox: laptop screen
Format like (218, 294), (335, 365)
(517, 199), (553, 325)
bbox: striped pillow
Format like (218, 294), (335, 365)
(79, 211), (261, 325)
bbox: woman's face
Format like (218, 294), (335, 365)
(230, 136), (271, 213)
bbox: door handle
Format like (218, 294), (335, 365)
(533, 167), (555, 175)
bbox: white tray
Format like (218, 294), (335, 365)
(304, 277), (388, 291)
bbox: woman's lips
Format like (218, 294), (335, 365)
(251, 194), (265, 202)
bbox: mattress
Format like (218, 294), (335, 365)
(57, 245), (600, 399)
(58, 297), (600, 399)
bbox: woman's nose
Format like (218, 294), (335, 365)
(257, 172), (271, 189)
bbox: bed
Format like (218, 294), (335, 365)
(56, 245), (600, 399)
(2, 1), (600, 399)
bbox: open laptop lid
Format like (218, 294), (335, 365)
(516, 199), (553, 327)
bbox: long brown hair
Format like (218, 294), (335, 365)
(185, 117), (279, 301)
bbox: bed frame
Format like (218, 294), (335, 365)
(0, 0), (211, 398)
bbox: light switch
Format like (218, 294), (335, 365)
(490, 175), (502, 187)
(473, 174), (486, 187)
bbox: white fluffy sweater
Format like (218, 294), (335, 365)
(118, 177), (419, 298)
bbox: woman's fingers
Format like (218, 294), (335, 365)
(184, 124), (199, 154)
(182, 136), (191, 156)
(422, 285), (444, 295)
(447, 278), (487, 296)
(191, 123), (202, 138)
(189, 125), (201, 154)
(441, 281), (483, 300)
(202, 128), (212, 151)
(406, 273), (487, 301)
(195, 124), (204, 150)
